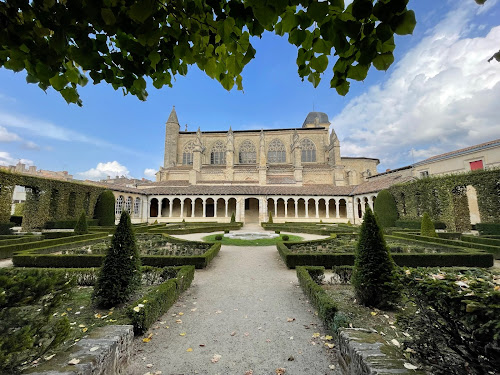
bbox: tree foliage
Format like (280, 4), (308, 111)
(373, 189), (398, 227)
(93, 210), (141, 308)
(74, 210), (89, 235)
(421, 212), (437, 237)
(351, 207), (399, 309)
(93, 190), (115, 226)
(0, 0), (417, 105)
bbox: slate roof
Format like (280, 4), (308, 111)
(350, 174), (415, 195)
(302, 112), (330, 127)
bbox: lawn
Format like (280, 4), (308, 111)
(202, 233), (303, 246)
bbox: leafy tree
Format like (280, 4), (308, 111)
(93, 210), (141, 308)
(74, 210), (89, 235)
(268, 211), (273, 223)
(230, 212), (236, 223)
(421, 212), (438, 237)
(373, 189), (398, 227)
(0, 0), (418, 105)
(93, 190), (115, 226)
(351, 207), (399, 309)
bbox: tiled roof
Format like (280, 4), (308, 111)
(414, 139), (500, 165)
(350, 174), (415, 195)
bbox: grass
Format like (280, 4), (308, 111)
(202, 233), (303, 246)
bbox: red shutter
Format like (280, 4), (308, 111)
(470, 160), (484, 170)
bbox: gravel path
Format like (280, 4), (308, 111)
(126, 243), (340, 375)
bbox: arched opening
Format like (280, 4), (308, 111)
(227, 198), (237, 219)
(371, 196), (376, 210)
(149, 198), (158, 217)
(205, 198), (215, 217)
(115, 195), (124, 216)
(216, 198), (225, 217)
(466, 185), (481, 225)
(194, 198), (203, 217)
(307, 199), (315, 218)
(401, 193), (407, 215)
(339, 199), (347, 218)
(172, 198), (182, 217)
(49, 189), (59, 219)
(328, 199), (336, 218)
(267, 198), (275, 218)
(452, 185), (471, 231)
(83, 192), (91, 215)
(239, 140), (257, 164)
(297, 198), (306, 218)
(267, 139), (286, 163)
(161, 198), (170, 217)
(124, 196), (132, 213)
(318, 199), (326, 218)
(134, 197), (141, 217)
(415, 192), (422, 217)
(363, 197), (369, 211)
(67, 192), (76, 217)
(357, 198), (362, 219)
(277, 198), (286, 217)
(286, 198), (294, 218)
(244, 198), (259, 223)
(300, 138), (316, 162)
(184, 198), (193, 217)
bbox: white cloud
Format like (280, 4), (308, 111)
(0, 126), (20, 142)
(0, 151), (33, 167)
(22, 141), (40, 150)
(77, 161), (130, 181)
(332, 4), (500, 170)
(144, 168), (157, 178)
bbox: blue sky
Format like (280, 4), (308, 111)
(1, 0), (499, 180)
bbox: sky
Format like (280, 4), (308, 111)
(0, 0), (499, 180)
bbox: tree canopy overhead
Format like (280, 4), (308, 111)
(0, 0), (417, 105)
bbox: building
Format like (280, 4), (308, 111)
(111, 107), (382, 224)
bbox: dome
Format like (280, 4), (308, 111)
(302, 112), (330, 128)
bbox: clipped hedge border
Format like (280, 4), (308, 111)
(296, 266), (338, 328)
(129, 265), (195, 334)
(2, 233), (108, 259)
(461, 235), (500, 247)
(395, 219), (447, 230)
(44, 219), (99, 229)
(475, 223), (500, 236)
(148, 223), (242, 235)
(0, 234), (42, 247)
(392, 232), (500, 259)
(262, 223), (354, 236)
(42, 232), (77, 239)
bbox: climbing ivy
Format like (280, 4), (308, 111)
(388, 169), (500, 232)
(0, 170), (103, 231)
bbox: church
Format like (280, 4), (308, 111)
(113, 107), (393, 224)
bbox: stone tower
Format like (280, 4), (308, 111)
(164, 106), (180, 168)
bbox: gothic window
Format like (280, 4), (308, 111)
(267, 139), (286, 163)
(115, 195), (124, 215)
(239, 140), (257, 164)
(210, 141), (226, 165)
(134, 197), (141, 216)
(182, 142), (195, 165)
(300, 138), (316, 162)
(124, 196), (132, 213)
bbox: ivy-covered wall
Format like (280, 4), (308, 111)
(0, 170), (104, 230)
(388, 169), (500, 231)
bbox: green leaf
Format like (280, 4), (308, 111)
(128, 0), (156, 23)
(236, 75), (243, 91)
(310, 55), (329, 73)
(376, 23), (393, 43)
(352, 0), (373, 20)
(393, 10), (416, 36)
(372, 52), (394, 71)
(26, 74), (39, 84)
(312, 38), (331, 54)
(336, 80), (350, 96)
(60, 87), (80, 105)
(65, 68), (80, 84)
(252, 4), (275, 28)
(49, 74), (68, 91)
(148, 51), (161, 69)
(43, 0), (55, 9)
(281, 11), (298, 33)
(308, 2), (329, 23)
(241, 44), (256, 66)
(101, 8), (116, 25)
(4, 58), (25, 72)
(132, 77), (147, 91)
(347, 64), (369, 81)
(223, 17), (236, 41)
(308, 72), (321, 88)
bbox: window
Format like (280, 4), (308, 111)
(420, 170), (429, 178)
(239, 140), (257, 164)
(124, 196), (132, 213)
(115, 195), (124, 215)
(210, 141), (226, 164)
(134, 197), (141, 216)
(182, 142), (195, 165)
(267, 139), (286, 163)
(470, 160), (483, 171)
(300, 138), (316, 162)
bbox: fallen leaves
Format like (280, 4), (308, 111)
(390, 339), (401, 348)
(179, 332), (186, 336)
(286, 317), (295, 322)
(404, 362), (418, 370)
(275, 368), (286, 374)
(211, 354), (221, 363)
(230, 331), (236, 336)
(244, 371), (253, 375)
(186, 348), (193, 352)
(89, 346), (99, 352)
(68, 358), (80, 365)
(142, 333), (153, 343)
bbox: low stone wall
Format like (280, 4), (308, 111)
(26, 325), (133, 375)
(336, 328), (424, 375)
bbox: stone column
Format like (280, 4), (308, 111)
(225, 199), (228, 217)
(336, 199), (340, 219)
(214, 199), (218, 218)
(274, 200), (278, 218)
(295, 199), (298, 218)
(315, 199), (319, 219)
(169, 199), (173, 218)
(236, 198), (243, 222)
(202, 199), (207, 218)
(158, 198), (162, 218)
(326, 200), (330, 218)
(284, 200), (288, 218)
(191, 199), (196, 218)
(305, 200), (309, 218)
(347, 197), (355, 224)
(180, 200), (184, 218)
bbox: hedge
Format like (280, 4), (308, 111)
(461, 235), (500, 247)
(475, 223), (500, 236)
(129, 265), (195, 334)
(44, 219), (98, 229)
(2, 233), (107, 259)
(262, 223), (356, 236)
(395, 219), (447, 230)
(391, 232), (500, 259)
(148, 223), (242, 235)
(0, 235), (42, 247)
(296, 266), (338, 329)
(42, 232), (78, 239)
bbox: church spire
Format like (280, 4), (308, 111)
(166, 106), (179, 125)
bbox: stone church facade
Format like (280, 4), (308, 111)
(109, 107), (391, 224)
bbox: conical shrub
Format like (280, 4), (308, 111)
(93, 190), (115, 226)
(351, 207), (399, 309)
(421, 212), (438, 237)
(373, 190), (398, 228)
(93, 211), (141, 308)
(74, 211), (88, 235)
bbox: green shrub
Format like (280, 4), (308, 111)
(93, 190), (115, 226)
(268, 211), (273, 223)
(476, 223), (500, 236)
(275, 230), (280, 234)
(9, 215), (23, 225)
(281, 234), (289, 241)
(230, 212), (235, 223)
(351, 207), (399, 309)
(93, 211), (141, 308)
(215, 234), (223, 240)
(396, 219), (446, 230)
(373, 190), (398, 227)
(42, 232), (77, 239)
(0, 222), (13, 235)
(74, 211), (89, 235)
(0, 269), (74, 373)
(224, 229), (229, 234)
(421, 212), (438, 237)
